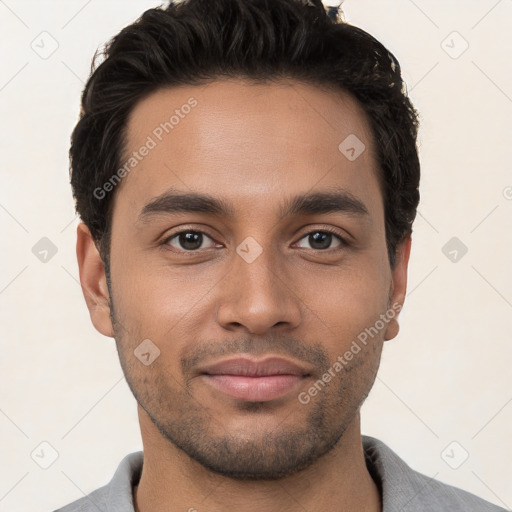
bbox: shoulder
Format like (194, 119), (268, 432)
(362, 436), (507, 512)
(52, 485), (109, 512)
(52, 451), (143, 512)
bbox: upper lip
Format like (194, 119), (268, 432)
(198, 357), (312, 377)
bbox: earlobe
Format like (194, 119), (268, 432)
(383, 235), (412, 342)
(76, 222), (114, 338)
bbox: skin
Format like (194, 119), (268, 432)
(77, 78), (411, 512)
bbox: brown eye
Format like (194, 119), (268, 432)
(164, 231), (215, 251)
(296, 230), (345, 250)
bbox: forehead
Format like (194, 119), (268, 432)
(115, 78), (382, 221)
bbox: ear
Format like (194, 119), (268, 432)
(76, 222), (114, 338)
(383, 235), (412, 341)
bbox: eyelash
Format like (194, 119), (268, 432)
(161, 227), (349, 253)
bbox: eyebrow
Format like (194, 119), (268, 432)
(138, 187), (370, 223)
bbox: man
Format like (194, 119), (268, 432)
(56, 0), (505, 510)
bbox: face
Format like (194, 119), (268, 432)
(78, 78), (410, 480)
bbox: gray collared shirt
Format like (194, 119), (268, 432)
(53, 435), (507, 511)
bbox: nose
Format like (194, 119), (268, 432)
(216, 244), (302, 335)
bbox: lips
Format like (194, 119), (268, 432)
(199, 357), (311, 377)
(198, 357), (311, 402)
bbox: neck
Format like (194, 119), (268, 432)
(133, 406), (381, 512)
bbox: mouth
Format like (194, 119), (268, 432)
(198, 356), (312, 402)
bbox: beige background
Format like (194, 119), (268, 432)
(1, 1), (511, 511)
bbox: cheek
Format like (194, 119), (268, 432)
(301, 256), (389, 322)
(110, 253), (221, 344)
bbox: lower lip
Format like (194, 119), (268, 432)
(202, 374), (304, 402)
